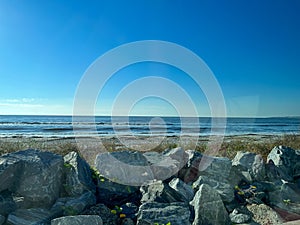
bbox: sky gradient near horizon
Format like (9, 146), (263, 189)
(0, 0), (299, 117)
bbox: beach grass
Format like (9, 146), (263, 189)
(1, 134), (300, 163)
(216, 134), (300, 160)
(0, 138), (79, 156)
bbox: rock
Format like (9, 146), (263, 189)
(82, 203), (118, 225)
(7, 208), (55, 225)
(0, 190), (17, 216)
(63, 151), (95, 197)
(283, 220), (300, 225)
(51, 191), (96, 216)
(190, 184), (230, 225)
(190, 154), (239, 206)
(169, 178), (194, 203)
(164, 147), (189, 169)
(143, 151), (163, 165)
(95, 150), (149, 206)
(268, 182), (300, 214)
(192, 175), (234, 204)
(0, 215), (5, 225)
(273, 206), (300, 222)
(95, 150), (152, 187)
(229, 207), (252, 224)
(230, 212), (251, 224)
(266, 163), (292, 183)
(178, 150), (203, 183)
(51, 215), (103, 225)
(247, 204), (283, 225)
(198, 156), (232, 181)
(137, 202), (191, 225)
(150, 147), (189, 181)
(0, 149), (63, 208)
(140, 180), (186, 203)
(232, 151), (266, 182)
(267, 146), (300, 181)
(179, 151), (233, 184)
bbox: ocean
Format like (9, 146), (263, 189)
(0, 115), (299, 138)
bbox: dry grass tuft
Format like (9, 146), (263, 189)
(1, 134), (300, 163)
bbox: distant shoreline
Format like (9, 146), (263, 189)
(1, 114), (300, 119)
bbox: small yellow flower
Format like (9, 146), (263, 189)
(119, 213), (126, 218)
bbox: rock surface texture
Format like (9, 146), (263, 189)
(0, 146), (300, 224)
(0, 149), (63, 208)
(51, 215), (103, 225)
(190, 183), (230, 225)
(137, 202), (191, 225)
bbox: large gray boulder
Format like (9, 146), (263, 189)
(188, 154), (237, 205)
(190, 184), (230, 225)
(51, 191), (96, 216)
(140, 180), (186, 203)
(192, 175), (234, 204)
(51, 215), (103, 225)
(95, 150), (152, 186)
(150, 147), (189, 181)
(232, 151), (266, 182)
(265, 162), (292, 183)
(7, 208), (56, 225)
(137, 202), (191, 225)
(229, 207), (252, 224)
(95, 150), (149, 206)
(63, 151), (95, 197)
(198, 156), (232, 181)
(143, 151), (163, 165)
(169, 178), (194, 203)
(178, 150), (203, 183)
(268, 182), (300, 214)
(0, 149), (63, 208)
(267, 146), (300, 181)
(179, 151), (233, 184)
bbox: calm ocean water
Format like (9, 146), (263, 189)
(0, 115), (299, 138)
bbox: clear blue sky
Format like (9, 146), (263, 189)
(0, 0), (299, 117)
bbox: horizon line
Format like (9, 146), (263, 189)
(0, 114), (299, 119)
